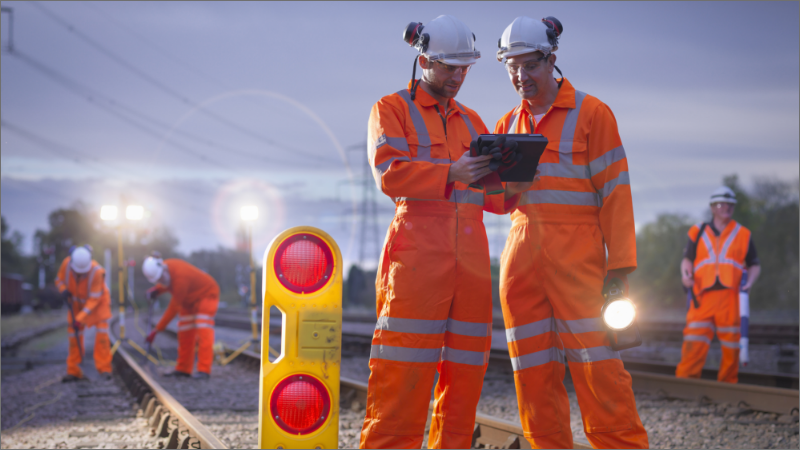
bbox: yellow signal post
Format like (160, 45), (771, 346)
(258, 226), (342, 449)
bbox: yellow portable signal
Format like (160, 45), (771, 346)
(258, 226), (342, 449)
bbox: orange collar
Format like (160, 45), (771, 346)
(518, 77), (577, 114)
(405, 80), (463, 114)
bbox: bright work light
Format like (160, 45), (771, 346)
(126, 205), (144, 221)
(241, 205), (258, 222)
(602, 297), (636, 331)
(100, 205), (118, 221)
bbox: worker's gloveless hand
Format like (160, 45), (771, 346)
(680, 258), (694, 288)
(146, 330), (158, 344)
(448, 149), (493, 185)
(603, 269), (629, 298)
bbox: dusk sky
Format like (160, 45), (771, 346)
(2, 1), (798, 269)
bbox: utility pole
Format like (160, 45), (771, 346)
(1, 7), (14, 53)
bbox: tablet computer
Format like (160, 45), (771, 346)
(474, 134), (548, 182)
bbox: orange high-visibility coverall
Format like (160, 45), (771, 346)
(55, 257), (112, 378)
(676, 221), (751, 383)
(152, 259), (219, 375)
(495, 78), (648, 449)
(359, 84), (505, 449)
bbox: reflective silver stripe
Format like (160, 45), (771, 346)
(454, 101), (479, 140)
(717, 326), (740, 333)
(588, 146), (627, 176)
(518, 190), (602, 207)
(196, 323), (214, 329)
(370, 344), (442, 363)
(385, 136), (410, 153)
(89, 292), (102, 298)
(564, 345), (620, 363)
(374, 156), (411, 176)
(694, 231), (716, 270)
(601, 171), (630, 199)
(720, 340), (740, 349)
(441, 347), (489, 366)
(511, 346), (565, 371)
(537, 162), (591, 179)
(396, 188), (484, 206)
(376, 316), (447, 334)
(719, 224), (745, 269)
(508, 111), (520, 134)
(446, 318), (491, 337)
(558, 90), (587, 163)
(506, 318), (553, 343)
(396, 90), (431, 148)
(684, 334), (711, 344)
(82, 307), (91, 314)
(178, 324), (197, 331)
(556, 317), (605, 334)
(95, 327), (108, 334)
(450, 189), (484, 206)
(196, 314), (214, 320)
(688, 321), (716, 330)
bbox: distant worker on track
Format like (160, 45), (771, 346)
(359, 15), (523, 449)
(142, 253), (219, 379)
(677, 186), (760, 383)
(493, 16), (648, 448)
(55, 245), (112, 382)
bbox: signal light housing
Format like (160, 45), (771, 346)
(270, 374), (331, 435)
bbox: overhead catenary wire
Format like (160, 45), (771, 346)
(6, 49), (334, 169)
(29, 1), (339, 163)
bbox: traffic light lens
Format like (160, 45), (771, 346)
(280, 240), (327, 287)
(270, 374), (331, 435)
(274, 234), (334, 294)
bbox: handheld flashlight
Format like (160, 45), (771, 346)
(601, 281), (642, 351)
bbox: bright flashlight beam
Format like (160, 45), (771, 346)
(100, 205), (118, 221)
(603, 299), (636, 330)
(241, 205), (258, 222)
(126, 205), (144, 221)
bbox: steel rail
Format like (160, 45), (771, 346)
(110, 318), (227, 449)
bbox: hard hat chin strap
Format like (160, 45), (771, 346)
(554, 64), (564, 89)
(410, 56), (422, 101)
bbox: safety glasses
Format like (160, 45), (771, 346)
(505, 53), (548, 76)
(434, 60), (471, 76)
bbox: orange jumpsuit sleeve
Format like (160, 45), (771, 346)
(55, 258), (70, 293)
(368, 98), (452, 200)
(155, 280), (185, 332)
(75, 266), (106, 323)
(587, 104), (637, 272)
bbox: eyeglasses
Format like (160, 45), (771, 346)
(505, 54), (548, 76)
(711, 202), (734, 209)
(434, 60), (471, 76)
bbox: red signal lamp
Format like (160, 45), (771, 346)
(270, 374), (331, 435)
(274, 234), (334, 294)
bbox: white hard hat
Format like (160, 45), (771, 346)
(142, 256), (165, 283)
(70, 247), (93, 274)
(404, 15), (480, 66)
(497, 16), (563, 62)
(710, 186), (737, 205)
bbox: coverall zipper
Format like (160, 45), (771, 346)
(434, 104), (459, 265)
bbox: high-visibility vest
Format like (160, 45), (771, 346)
(690, 220), (751, 293)
(55, 257), (111, 326)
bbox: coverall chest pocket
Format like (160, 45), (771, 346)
(411, 132), (450, 163)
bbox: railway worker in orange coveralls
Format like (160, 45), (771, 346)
(359, 15), (528, 449)
(55, 245), (113, 382)
(493, 16), (648, 448)
(677, 186), (761, 383)
(142, 253), (219, 379)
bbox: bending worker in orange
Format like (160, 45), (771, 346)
(55, 245), (112, 382)
(677, 186), (760, 383)
(494, 17), (648, 448)
(142, 254), (219, 379)
(359, 15), (526, 449)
